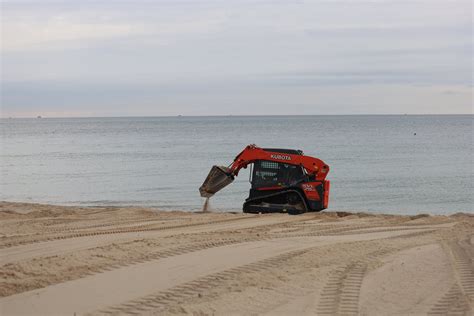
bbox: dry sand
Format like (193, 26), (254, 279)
(0, 202), (472, 315)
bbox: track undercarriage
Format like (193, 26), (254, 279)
(243, 189), (308, 215)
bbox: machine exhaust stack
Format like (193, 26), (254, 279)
(199, 166), (235, 198)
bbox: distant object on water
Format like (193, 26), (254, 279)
(414, 132), (417, 136)
(37, 116), (42, 119)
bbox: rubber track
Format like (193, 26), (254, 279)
(0, 216), (254, 249)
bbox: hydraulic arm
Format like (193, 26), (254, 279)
(228, 144), (329, 180)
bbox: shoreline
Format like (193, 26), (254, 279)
(1, 200), (471, 217)
(0, 201), (472, 315)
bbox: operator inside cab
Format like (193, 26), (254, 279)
(277, 164), (304, 186)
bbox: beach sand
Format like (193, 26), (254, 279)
(0, 202), (472, 315)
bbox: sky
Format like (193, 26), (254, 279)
(1, 0), (472, 117)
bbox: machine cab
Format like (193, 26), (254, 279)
(250, 148), (306, 190)
(251, 160), (305, 189)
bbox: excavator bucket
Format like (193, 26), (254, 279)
(199, 166), (234, 198)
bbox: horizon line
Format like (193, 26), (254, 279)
(1, 113), (473, 119)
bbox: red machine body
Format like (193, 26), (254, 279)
(229, 145), (329, 179)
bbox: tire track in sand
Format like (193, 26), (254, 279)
(0, 229), (437, 315)
(0, 219), (355, 297)
(317, 250), (392, 316)
(93, 230), (435, 316)
(428, 237), (473, 315)
(317, 263), (367, 316)
(0, 215), (313, 265)
(278, 223), (454, 239)
(91, 248), (311, 316)
(1, 237), (260, 298)
(0, 216), (254, 249)
(225, 232), (437, 316)
(1, 237), (321, 315)
(317, 233), (437, 316)
(44, 218), (178, 233)
(1, 220), (439, 299)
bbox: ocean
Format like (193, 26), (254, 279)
(1, 115), (472, 215)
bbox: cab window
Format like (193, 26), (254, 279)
(252, 160), (304, 188)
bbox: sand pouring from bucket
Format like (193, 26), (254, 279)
(199, 166), (235, 198)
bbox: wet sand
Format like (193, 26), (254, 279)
(0, 202), (472, 315)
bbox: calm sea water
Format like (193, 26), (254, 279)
(1, 115), (472, 215)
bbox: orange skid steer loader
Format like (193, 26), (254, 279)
(199, 145), (330, 215)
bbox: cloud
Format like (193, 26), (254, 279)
(1, 1), (229, 52)
(2, 20), (144, 52)
(1, 0), (472, 116)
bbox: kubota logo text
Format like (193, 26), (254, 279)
(271, 154), (291, 161)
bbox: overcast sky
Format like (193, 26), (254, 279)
(1, 0), (472, 117)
